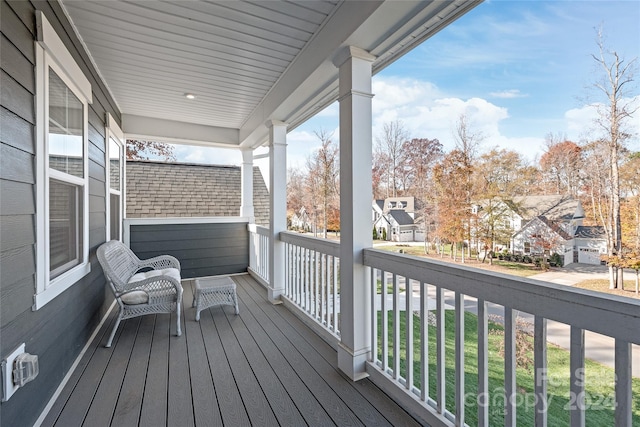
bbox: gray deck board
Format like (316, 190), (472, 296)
(139, 312), (169, 427)
(42, 274), (421, 426)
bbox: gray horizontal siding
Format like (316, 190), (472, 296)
(129, 222), (250, 278)
(0, 1), (120, 426)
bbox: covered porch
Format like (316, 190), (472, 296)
(1, 1), (638, 426)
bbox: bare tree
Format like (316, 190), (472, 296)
(590, 28), (638, 288)
(376, 121), (409, 197)
(401, 137), (443, 252)
(306, 130), (339, 238)
(453, 114), (484, 258)
(287, 166), (306, 227)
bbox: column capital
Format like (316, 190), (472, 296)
(264, 119), (288, 129)
(241, 148), (253, 163)
(332, 46), (376, 68)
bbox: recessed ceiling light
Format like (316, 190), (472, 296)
(184, 93), (196, 100)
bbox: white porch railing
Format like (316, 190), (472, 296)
(248, 224), (269, 285)
(363, 248), (639, 427)
(280, 232), (341, 338)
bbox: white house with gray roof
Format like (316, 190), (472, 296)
(509, 198), (607, 265)
(373, 197), (424, 242)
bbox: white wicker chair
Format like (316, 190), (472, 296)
(97, 240), (183, 347)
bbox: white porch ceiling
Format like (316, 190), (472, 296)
(61, 0), (481, 149)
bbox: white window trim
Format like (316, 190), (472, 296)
(105, 113), (125, 242)
(34, 11), (92, 310)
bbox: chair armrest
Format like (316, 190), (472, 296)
(138, 254), (181, 271)
(123, 274), (183, 298)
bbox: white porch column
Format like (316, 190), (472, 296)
(240, 149), (255, 221)
(333, 46), (375, 380)
(267, 120), (288, 302)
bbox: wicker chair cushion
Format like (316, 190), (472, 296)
(120, 291), (149, 305)
(128, 268), (180, 284)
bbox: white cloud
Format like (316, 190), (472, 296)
(372, 77), (440, 114)
(489, 89), (528, 99)
(172, 144), (241, 166)
(370, 76), (510, 150)
(564, 96), (640, 146)
(288, 76), (545, 161)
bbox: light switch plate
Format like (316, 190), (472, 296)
(2, 343), (25, 402)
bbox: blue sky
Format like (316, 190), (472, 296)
(174, 0), (639, 171)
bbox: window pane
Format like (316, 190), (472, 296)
(110, 193), (120, 241)
(50, 179), (83, 278)
(109, 137), (121, 190)
(49, 69), (84, 178)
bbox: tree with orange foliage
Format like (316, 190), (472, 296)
(434, 149), (471, 262)
(620, 153), (640, 252)
(539, 137), (582, 196)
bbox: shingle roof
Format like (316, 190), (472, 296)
(126, 161), (269, 225)
(504, 195), (579, 221)
(537, 215), (573, 240)
(575, 226), (606, 239)
(388, 209), (414, 226)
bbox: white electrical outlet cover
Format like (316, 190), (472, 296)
(2, 343), (25, 402)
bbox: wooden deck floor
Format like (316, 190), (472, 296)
(41, 274), (423, 426)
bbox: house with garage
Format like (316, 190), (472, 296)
(289, 207), (313, 232)
(1, 2), (637, 427)
(372, 196), (424, 242)
(574, 225), (608, 264)
(510, 199), (608, 265)
(512, 215), (575, 266)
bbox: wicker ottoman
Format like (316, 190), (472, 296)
(193, 276), (239, 321)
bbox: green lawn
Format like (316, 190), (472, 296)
(376, 310), (640, 426)
(490, 260), (542, 277)
(374, 245), (542, 277)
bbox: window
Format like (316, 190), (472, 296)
(524, 242), (531, 253)
(106, 114), (124, 241)
(35, 11), (93, 309)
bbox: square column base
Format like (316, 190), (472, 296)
(338, 343), (370, 381)
(268, 287), (284, 304)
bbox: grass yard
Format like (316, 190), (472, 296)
(374, 244), (542, 278)
(376, 310), (640, 426)
(574, 278), (640, 299)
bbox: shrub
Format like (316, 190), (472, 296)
(382, 228), (387, 241)
(373, 227), (378, 240)
(489, 315), (534, 371)
(550, 252), (563, 267)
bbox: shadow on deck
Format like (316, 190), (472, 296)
(41, 274), (422, 426)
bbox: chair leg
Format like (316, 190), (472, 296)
(233, 293), (239, 315)
(176, 299), (182, 337)
(106, 316), (122, 348)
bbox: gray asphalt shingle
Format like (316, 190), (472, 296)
(126, 161), (269, 225)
